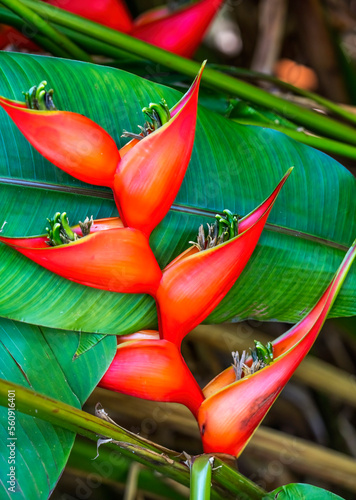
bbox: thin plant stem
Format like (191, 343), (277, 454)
(17, 0), (356, 146)
(0, 8), (71, 57)
(213, 64), (356, 127)
(190, 456), (213, 500)
(0, 378), (267, 500)
(0, 0), (91, 61)
(233, 119), (356, 160)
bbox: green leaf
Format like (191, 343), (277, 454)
(0, 52), (354, 335)
(75, 333), (108, 357)
(0, 318), (116, 498)
(263, 483), (345, 499)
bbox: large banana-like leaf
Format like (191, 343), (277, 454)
(0, 52), (354, 335)
(0, 317), (115, 498)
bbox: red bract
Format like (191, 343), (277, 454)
(113, 62), (205, 236)
(99, 336), (204, 417)
(0, 63), (204, 235)
(198, 240), (356, 456)
(156, 169), (292, 348)
(0, 0), (223, 57)
(46, 0), (133, 32)
(132, 0), (225, 57)
(0, 226), (162, 295)
(0, 98), (120, 186)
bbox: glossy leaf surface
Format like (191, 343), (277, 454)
(263, 483), (345, 499)
(0, 52), (354, 335)
(0, 317), (115, 498)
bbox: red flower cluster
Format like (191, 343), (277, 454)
(0, 64), (355, 456)
(1, 0), (224, 57)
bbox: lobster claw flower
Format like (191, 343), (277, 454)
(0, 95), (120, 186)
(198, 240), (356, 456)
(99, 335), (204, 418)
(156, 169), (293, 348)
(133, 0), (225, 57)
(0, 221), (161, 295)
(0, 64), (204, 236)
(46, 0), (134, 33)
(113, 62), (205, 236)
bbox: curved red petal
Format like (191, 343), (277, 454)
(0, 98), (120, 186)
(113, 63), (205, 236)
(46, 0), (133, 32)
(198, 240), (356, 456)
(0, 227), (162, 295)
(99, 338), (204, 417)
(132, 0), (225, 57)
(157, 169), (292, 348)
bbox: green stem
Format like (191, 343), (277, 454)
(190, 456), (213, 500)
(0, 7), (72, 57)
(69, 440), (188, 500)
(18, 0), (356, 146)
(0, 0), (91, 61)
(0, 379), (266, 500)
(233, 119), (356, 160)
(214, 65), (356, 128)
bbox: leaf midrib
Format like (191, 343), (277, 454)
(0, 177), (348, 252)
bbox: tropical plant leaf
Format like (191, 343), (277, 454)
(75, 333), (109, 357)
(263, 483), (345, 499)
(0, 52), (354, 335)
(0, 318), (116, 498)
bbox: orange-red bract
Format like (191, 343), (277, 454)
(0, 64), (204, 235)
(46, 0), (133, 32)
(113, 62), (205, 237)
(132, 0), (225, 57)
(0, 98), (120, 186)
(156, 169), (292, 348)
(99, 337), (205, 417)
(198, 240), (356, 456)
(0, 227), (162, 295)
(0, 0), (223, 57)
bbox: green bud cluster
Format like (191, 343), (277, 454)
(251, 340), (274, 366)
(46, 212), (78, 246)
(121, 99), (171, 141)
(23, 81), (56, 111)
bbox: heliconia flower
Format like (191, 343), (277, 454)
(0, 1), (222, 58)
(198, 240), (356, 456)
(113, 61), (205, 236)
(46, 0), (133, 33)
(99, 336), (205, 418)
(0, 93), (120, 187)
(0, 217), (161, 295)
(132, 0), (225, 57)
(156, 169), (293, 348)
(0, 65), (204, 236)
